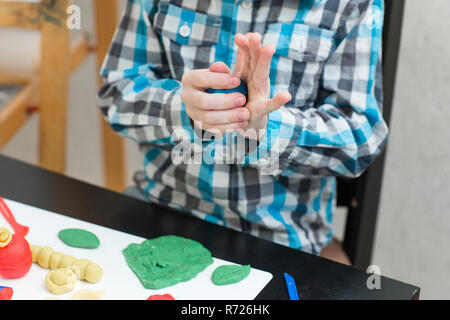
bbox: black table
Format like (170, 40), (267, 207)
(0, 154), (420, 300)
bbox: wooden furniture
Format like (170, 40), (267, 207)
(338, 0), (406, 269)
(94, 0), (126, 193)
(0, 0), (126, 192)
(0, 154), (420, 299)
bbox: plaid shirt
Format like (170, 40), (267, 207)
(99, 0), (388, 254)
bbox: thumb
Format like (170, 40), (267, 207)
(266, 92), (292, 113)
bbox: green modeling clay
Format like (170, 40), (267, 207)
(211, 264), (251, 286)
(58, 228), (100, 249)
(122, 235), (214, 290)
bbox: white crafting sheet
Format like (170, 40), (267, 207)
(0, 198), (273, 300)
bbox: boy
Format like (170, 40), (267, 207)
(98, 0), (387, 264)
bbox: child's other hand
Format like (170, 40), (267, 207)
(234, 32), (292, 142)
(181, 66), (250, 133)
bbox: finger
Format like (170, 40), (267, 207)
(186, 69), (241, 89)
(209, 61), (231, 74)
(202, 121), (249, 134)
(248, 33), (262, 72)
(189, 106), (251, 125)
(189, 89), (247, 110)
(234, 33), (250, 78)
(234, 47), (250, 79)
(234, 48), (245, 79)
(255, 44), (275, 81)
(267, 92), (292, 113)
(234, 33), (251, 58)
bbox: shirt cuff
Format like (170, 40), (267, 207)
(243, 108), (302, 174)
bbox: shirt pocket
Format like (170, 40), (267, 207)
(262, 23), (336, 107)
(153, 2), (222, 79)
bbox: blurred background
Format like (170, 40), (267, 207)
(0, 0), (449, 299)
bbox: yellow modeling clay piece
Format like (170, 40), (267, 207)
(72, 259), (90, 280)
(50, 251), (64, 270)
(0, 227), (12, 247)
(30, 244), (103, 283)
(45, 268), (77, 295)
(72, 289), (104, 300)
(60, 255), (76, 269)
(37, 246), (54, 269)
(30, 244), (41, 262)
(85, 262), (103, 283)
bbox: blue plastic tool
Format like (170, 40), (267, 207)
(284, 272), (299, 300)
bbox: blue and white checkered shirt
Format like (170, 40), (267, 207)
(99, 0), (388, 254)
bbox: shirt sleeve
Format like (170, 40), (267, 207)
(98, 0), (195, 147)
(245, 0), (388, 178)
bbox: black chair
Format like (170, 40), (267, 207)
(338, 0), (405, 269)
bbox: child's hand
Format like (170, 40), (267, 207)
(233, 32), (292, 142)
(181, 67), (250, 133)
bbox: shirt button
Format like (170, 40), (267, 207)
(257, 158), (270, 167)
(179, 23), (191, 37)
(241, 1), (252, 9)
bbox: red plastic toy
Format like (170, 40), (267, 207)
(0, 197), (32, 279)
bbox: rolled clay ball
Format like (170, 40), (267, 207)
(82, 261), (103, 283)
(206, 81), (248, 99)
